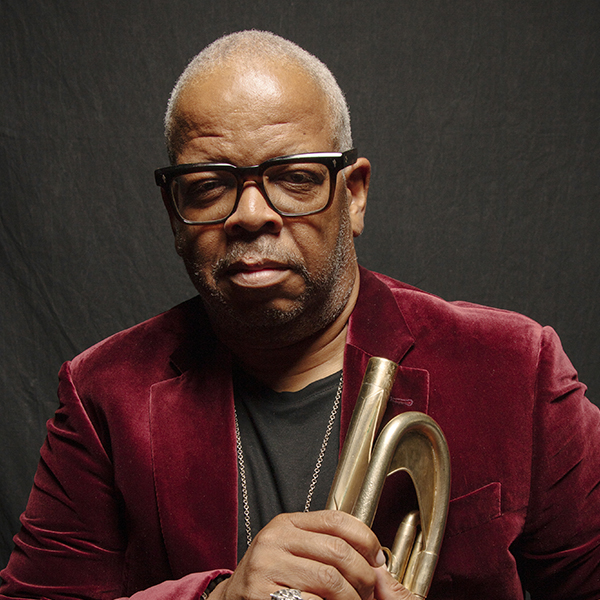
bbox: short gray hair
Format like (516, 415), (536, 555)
(164, 30), (353, 163)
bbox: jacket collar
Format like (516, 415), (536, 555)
(341, 267), (429, 436)
(347, 267), (415, 362)
(167, 297), (216, 376)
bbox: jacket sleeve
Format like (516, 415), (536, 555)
(515, 327), (600, 599)
(0, 361), (232, 600)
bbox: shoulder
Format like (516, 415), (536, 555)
(357, 268), (555, 379)
(67, 296), (212, 394)
(367, 268), (545, 344)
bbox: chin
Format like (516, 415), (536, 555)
(197, 280), (350, 348)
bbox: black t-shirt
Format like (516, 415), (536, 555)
(233, 369), (342, 560)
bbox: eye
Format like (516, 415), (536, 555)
(191, 178), (223, 195)
(176, 172), (236, 208)
(267, 164), (328, 192)
(280, 170), (319, 184)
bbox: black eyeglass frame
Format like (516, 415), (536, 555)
(155, 149), (358, 225)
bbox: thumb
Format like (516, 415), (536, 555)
(373, 566), (419, 600)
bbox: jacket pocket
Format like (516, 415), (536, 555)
(444, 481), (501, 538)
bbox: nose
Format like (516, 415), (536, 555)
(223, 182), (284, 236)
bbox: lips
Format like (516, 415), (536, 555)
(225, 260), (291, 288)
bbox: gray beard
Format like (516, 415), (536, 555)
(177, 209), (357, 347)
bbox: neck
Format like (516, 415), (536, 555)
(219, 270), (360, 392)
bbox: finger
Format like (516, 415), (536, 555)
(249, 526), (369, 600)
(287, 510), (386, 567)
(373, 566), (418, 600)
(259, 512), (382, 600)
(270, 555), (364, 600)
(275, 527), (377, 600)
(230, 528), (363, 600)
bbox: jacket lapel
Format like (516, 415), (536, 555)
(149, 338), (238, 576)
(342, 268), (430, 440)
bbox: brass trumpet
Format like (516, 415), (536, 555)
(326, 357), (451, 599)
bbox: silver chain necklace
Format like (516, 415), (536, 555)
(234, 373), (343, 548)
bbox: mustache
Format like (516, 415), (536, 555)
(211, 241), (308, 280)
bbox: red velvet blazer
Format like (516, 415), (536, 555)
(2, 268), (600, 599)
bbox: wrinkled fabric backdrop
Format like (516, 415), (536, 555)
(1, 0), (598, 569)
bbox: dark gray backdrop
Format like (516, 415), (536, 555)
(1, 0), (598, 568)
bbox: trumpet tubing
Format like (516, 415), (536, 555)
(327, 357), (451, 599)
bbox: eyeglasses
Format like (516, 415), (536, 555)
(155, 149), (358, 225)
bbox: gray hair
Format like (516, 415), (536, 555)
(164, 30), (353, 163)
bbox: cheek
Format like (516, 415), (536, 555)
(174, 227), (196, 260)
(286, 223), (328, 262)
(293, 204), (348, 261)
(176, 239), (219, 293)
(174, 227), (222, 274)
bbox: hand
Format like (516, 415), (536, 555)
(211, 511), (419, 600)
(373, 565), (421, 600)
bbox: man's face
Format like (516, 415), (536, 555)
(167, 59), (368, 346)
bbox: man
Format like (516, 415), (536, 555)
(1, 30), (599, 600)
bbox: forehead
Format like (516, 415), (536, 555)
(173, 58), (335, 164)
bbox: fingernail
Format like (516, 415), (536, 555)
(376, 549), (386, 566)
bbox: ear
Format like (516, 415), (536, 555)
(344, 157), (371, 237)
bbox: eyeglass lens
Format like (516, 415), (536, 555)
(171, 161), (332, 222)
